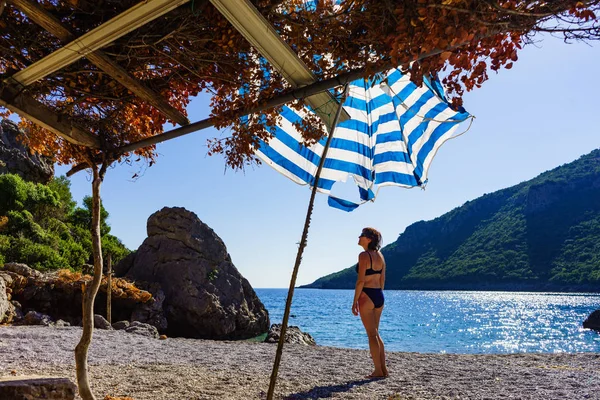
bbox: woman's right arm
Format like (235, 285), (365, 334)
(352, 252), (368, 315)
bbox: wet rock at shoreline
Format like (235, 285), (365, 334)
(265, 324), (316, 346)
(115, 207), (270, 339)
(583, 309), (600, 331)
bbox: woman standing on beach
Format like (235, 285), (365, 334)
(352, 227), (388, 378)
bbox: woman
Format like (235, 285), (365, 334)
(352, 227), (388, 378)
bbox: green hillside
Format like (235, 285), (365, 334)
(303, 149), (600, 292)
(0, 173), (129, 271)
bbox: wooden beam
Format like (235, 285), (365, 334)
(8, 0), (190, 87)
(7, 0), (71, 39)
(0, 82), (101, 148)
(209, 0), (348, 129)
(8, 0), (190, 126)
(87, 53), (190, 125)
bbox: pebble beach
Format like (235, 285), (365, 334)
(0, 326), (599, 399)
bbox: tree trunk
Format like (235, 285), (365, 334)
(106, 253), (112, 325)
(74, 162), (107, 400)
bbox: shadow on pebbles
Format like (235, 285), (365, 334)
(0, 326), (598, 399)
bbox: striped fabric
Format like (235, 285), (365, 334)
(255, 67), (473, 211)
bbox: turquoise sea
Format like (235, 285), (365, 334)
(255, 289), (600, 353)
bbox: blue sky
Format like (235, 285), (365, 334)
(55, 35), (600, 288)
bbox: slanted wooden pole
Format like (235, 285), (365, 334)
(266, 84), (349, 400)
(106, 253), (112, 325)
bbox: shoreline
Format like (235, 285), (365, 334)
(1, 326), (599, 399)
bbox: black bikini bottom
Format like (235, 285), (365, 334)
(362, 287), (384, 309)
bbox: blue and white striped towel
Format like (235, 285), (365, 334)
(255, 67), (473, 211)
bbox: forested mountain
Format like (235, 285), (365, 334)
(303, 149), (600, 292)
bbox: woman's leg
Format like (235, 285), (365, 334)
(373, 306), (387, 376)
(359, 295), (384, 377)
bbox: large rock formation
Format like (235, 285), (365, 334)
(115, 207), (269, 339)
(0, 119), (54, 184)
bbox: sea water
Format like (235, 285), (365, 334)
(255, 289), (600, 353)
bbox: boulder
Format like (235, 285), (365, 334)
(112, 320), (130, 330)
(0, 376), (77, 399)
(94, 314), (112, 330)
(119, 207), (269, 339)
(265, 324), (316, 346)
(583, 309), (600, 331)
(20, 311), (53, 326)
(11, 300), (24, 322)
(125, 321), (159, 338)
(0, 119), (54, 184)
(2, 262), (43, 279)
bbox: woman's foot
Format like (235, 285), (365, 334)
(365, 371), (387, 379)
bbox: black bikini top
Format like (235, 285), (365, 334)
(356, 252), (382, 275)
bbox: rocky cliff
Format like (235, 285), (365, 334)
(0, 119), (53, 184)
(304, 149), (600, 291)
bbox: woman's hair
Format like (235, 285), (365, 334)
(362, 227), (382, 251)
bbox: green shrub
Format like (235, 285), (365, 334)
(4, 236), (67, 271)
(0, 174), (28, 213)
(0, 173), (130, 272)
(0, 235), (8, 266)
(5, 210), (46, 242)
(102, 234), (130, 266)
(59, 238), (88, 270)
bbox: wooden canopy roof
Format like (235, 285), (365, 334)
(0, 0), (359, 160)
